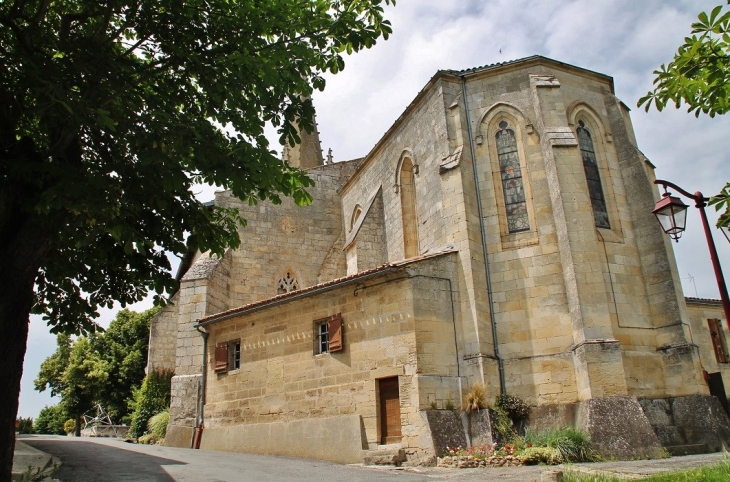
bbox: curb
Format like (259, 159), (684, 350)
(12, 441), (61, 482)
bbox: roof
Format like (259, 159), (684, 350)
(443, 55), (613, 82)
(685, 296), (722, 306)
(196, 247), (458, 326)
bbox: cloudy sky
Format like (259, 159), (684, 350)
(18, 0), (730, 419)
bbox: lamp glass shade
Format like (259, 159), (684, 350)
(652, 195), (688, 240)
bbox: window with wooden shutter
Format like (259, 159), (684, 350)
(708, 318), (728, 363)
(327, 313), (343, 353)
(215, 341), (229, 373)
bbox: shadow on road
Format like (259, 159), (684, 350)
(23, 437), (185, 482)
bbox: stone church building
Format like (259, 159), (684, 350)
(148, 56), (730, 464)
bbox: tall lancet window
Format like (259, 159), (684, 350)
(496, 121), (529, 233)
(577, 121), (610, 229)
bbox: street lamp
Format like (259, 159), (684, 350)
(652, 179), (730, 327)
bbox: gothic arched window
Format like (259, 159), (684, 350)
(277, 271), (300, 294)
(399, 157), (419, 258)
(577, 121), (610, 229)
(496, 121), (529, 233)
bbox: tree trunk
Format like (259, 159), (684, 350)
(75, 414), (82, 437)
(0, 274), (36, 482)
(0, 211), (53, 482)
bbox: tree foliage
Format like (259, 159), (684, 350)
(34, 307), (158, 426)
(128, 369), (173, 439)
(34, 404), (69, 435)
(1, 0), (393, 334)
(637, 2), (730, 228)
(1, 2), (392, 476)
(638, 3), (730, 117)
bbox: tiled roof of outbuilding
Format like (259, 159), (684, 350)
(196, 246), (458, 326)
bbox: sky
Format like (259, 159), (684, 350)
(18, 0), (730, 419)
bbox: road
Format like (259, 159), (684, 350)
(20, 435), (548, 481)
(21, 435), (730, 481)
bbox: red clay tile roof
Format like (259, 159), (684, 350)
(196, 247), (457, 326)
(685, 296), (722, 305)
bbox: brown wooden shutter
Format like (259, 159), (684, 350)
(708, 318), (728, 363)
(327, 313), (343, 353)
(214, 342), (229, 373)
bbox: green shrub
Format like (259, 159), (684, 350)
(128, 369), (173, 438)
(15, 417), (34, 434)
(495, 394), (530, 420)
(34, 404), (69, 435)
(63, 419), (76, 434)
(137, 432), (160, 445)
(524, 427), (598, 463)
(148, 409), (170, 439)
(491, 406), (520, 444)
(520, 446), (563, 465)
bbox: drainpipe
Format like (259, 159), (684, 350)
(461, 75), (506, 395)
(193, 324), (208, 449)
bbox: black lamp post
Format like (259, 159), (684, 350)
(652, 179), (730, 327)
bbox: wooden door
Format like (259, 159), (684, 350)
(707, 371), (730, 416)
(379, 377), (402, 444)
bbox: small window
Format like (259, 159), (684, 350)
(214, 339), (241, 374)
(314, 313), (343, 354)
(277, 271), (300, 294)
(708, 318), (728, 363)
(230, 340), (241, 370)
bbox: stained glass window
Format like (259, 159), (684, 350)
(496, 121), (529, 233)
(577, 121), (610, 229)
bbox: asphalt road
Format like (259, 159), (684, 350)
(20, 435), (730, 482)
(20, 435), (549, 481)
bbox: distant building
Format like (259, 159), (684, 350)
(148, 56), (730, 464)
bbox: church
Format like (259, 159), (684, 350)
(147, 55), (730, 464)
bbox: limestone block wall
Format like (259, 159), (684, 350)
(346, 189), (387, 273)
(215, 160), (359, 308)
(455, 60), (704, 404)
(201, 256), (460, 460)
(147, 292), (179, 374)
(686, 299), (730, 390)
(339, 79), (493, 389)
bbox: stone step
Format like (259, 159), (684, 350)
(665, 443), (709, 456)
(362, 448), (406, 466)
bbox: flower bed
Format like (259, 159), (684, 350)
(437, 455), (524, 468)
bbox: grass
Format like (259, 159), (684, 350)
(564, 459), (730, 482)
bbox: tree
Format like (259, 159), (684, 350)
(34, 307), (163, 436)
(0, 1), (394, 474)
(33, 404), (69, 435)
(92, 307), (159, 424)
(35, 335), (108, 436)
(637, 2), (730, 227)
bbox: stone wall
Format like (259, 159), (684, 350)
(200, 255), (459, 462)
(147, 292), (179, 374)
(686, 299), (730, 391)
(215, 160), (360, 307)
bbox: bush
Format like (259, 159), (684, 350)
(148, 409), (169, 439)
(520, 446), (562, 465)
(34, 404), (69, 435)
(63, 419), (76, 435)
(495, 394), (530, 421)
(15, 417), (34, 434)
(524, 427), (598, 463)
(128, 369), (173, 438)
(462, 383), (487, 413)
